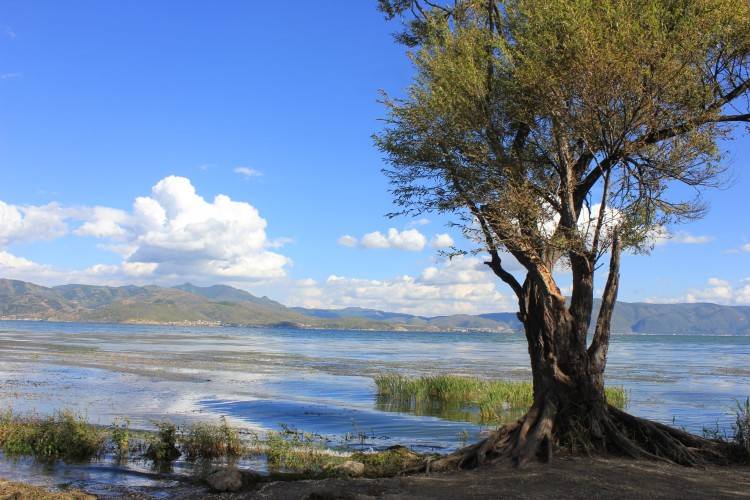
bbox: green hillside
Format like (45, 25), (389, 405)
(1, 278), (748, 334)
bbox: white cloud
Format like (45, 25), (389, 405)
(430, 233), (454, 249)
(286, 256), (515, 315)
(408, 218), (431, 227)
(74, 206), (130, 238)
(0, 72), (21, 80)
(670, 232), (713, 244)
(337, 235), (358, 247)
(0, 201), (70, 246)
(346, 228), (427, 251)
(0, 176), (291, 285)
(234, 167), (262, 178)
(648, 278), (750, 306)
(360, 231), (390, 249)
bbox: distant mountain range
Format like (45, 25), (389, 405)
(0, 278), (748, 335)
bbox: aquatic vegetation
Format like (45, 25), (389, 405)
(732, 397), (750, 455)
(110, 417), (130, 458)
(181, 416), (244, 461)
(0, 409), (105, 462)
(145, 421), (180, 464)
(375, 374), (628, 425)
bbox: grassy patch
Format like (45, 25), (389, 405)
(375, 374), (628, 425)
(350, 446), (424, 477)
(247, 426), (346, 473)
(0, 409), (105, 462)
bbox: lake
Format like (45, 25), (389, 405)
(0, 320), (748, 491)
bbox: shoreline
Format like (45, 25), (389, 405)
(3, 456), (750, 499)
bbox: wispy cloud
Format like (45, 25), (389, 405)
(0, 73), (21, 80)
(725, 243), (750, 254)
(4, 27), (16, 39)
(234, 167), (262, 178)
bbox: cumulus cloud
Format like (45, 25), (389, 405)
(81, 176), (289, 281)
(430, 233), (455, 250)
(287, 256), (515, 315)
(234, 167), (262, 178)
(340, 228), (428, 251)
(0, 201), (70, 246)
(0, 176), (291, 285)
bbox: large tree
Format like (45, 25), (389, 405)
(376, 0), (750, 467)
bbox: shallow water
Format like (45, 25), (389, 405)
(0, 320), (748, 493)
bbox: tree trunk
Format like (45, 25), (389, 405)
(420, 261), (734, 472)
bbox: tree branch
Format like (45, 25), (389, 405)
(588, 233), (622, 373)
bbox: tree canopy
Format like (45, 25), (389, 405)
(377, 0), (750, 304)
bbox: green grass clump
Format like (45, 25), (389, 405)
(350, 446), (424, 477)
(0, 409), (105, 462)
(181, 416), (244, 461)
(375, 374), (628, 425)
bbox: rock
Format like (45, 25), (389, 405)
(333, 460), (366, 477)
(206, 467), (243, 492)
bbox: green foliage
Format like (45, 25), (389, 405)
(145, 421), (180, 464)
(181, 416), (244, 462)
(375, 374), (627, 424)
(110, 417), (130, 458)
(0, 409), (105, 462)
(377, 0), (750, 258)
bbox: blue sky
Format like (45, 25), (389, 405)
(0, 1), (748, 315)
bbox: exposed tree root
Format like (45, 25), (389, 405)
(413, 402), (735, 474)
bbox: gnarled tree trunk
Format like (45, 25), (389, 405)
(422, 239), (732, 472)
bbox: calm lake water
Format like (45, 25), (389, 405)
(0, 320), (748, 492)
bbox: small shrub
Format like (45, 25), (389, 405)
(110, 417), (130, 458)
(145, 421), (180, 464)
(181, 416), (243, 461)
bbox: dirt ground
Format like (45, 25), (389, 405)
(178, 456), (750, 500)
(5, 457), (750, 499)
(0, 479), (94, 500)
